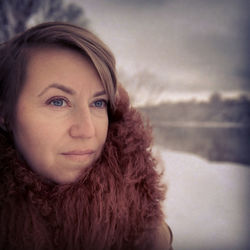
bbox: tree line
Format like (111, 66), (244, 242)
(139, 93), (250, 124)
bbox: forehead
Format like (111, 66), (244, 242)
(23, 46), (104, 93)
(27, 45), (91, 69)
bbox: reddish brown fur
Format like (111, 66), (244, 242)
(0, 86), (166, 250)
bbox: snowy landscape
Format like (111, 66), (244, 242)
(158, 147), (250, 250)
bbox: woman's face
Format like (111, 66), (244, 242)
(13, 46), (109, 184)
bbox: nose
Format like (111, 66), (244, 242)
(69, 107), (95, 139)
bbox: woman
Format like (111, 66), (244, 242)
(0, 22), (173, 250)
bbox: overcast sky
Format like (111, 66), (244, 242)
(75, 0), (249, 105)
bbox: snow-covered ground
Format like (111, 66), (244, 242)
(157, 147), (250, 250)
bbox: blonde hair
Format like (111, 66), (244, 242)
(0, 22), (117, 127)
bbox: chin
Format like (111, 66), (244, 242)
(49, 171), (82, 185)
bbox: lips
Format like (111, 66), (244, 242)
(61, 150), (95, 162)
(62, 150), (95, 155)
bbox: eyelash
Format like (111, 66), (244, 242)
(92, 99), (108, 109)
(45, 97), (108, 109)
(46, 96), (70, 107)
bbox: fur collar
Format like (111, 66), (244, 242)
(0, 87), (166, 250)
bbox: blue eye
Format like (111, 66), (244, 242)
(93, 99), (107, 108)
(51, 99), (65, 106)
(46, 97), (69, 107)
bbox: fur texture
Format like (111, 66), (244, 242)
(0, 86), (166, 250)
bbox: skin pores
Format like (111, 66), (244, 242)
(12, 47), (109, 184)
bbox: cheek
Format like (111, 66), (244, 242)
(102, 117), (109, 140)
(14, 120), (44, 161)
(13, 111), (56, 162)
(96, 116), (109, 146)
(13, 115), (60, 177)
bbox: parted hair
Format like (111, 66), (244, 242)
(0, 22), (117, 129)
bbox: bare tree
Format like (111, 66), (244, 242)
(118, 68), (168, 106)
(0, 0), (88, 43)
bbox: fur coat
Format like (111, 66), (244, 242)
(0, 87), (172, 250)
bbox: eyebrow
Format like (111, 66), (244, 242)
(93, 90), (107, 98)
(38, 83), (76, 97)
(38, 83), (107, 98)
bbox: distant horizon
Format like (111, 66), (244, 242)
(132, 89), (250, 107)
